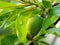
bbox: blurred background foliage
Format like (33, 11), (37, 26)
(0, 0), (60, 45)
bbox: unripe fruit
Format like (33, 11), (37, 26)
(26, 16), (43, 36)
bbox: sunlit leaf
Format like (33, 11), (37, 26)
(55, 0), (60, 2)
(16, 7), (41, 44)
(0, 1), (16, 8)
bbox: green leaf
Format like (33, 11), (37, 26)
(15, 7), (41, 44)
(0, 7), (19, 21)
(42, 0), (52, 9)
(36, 0), (44, 8)
(0, 11), (11, 21)
(0, 1), (16, 8)
(47, 28), (60, 37)
(33, 39), (49, 45)
(41, 4), (60, 29)
(38, 42), (48, 45)
(16, 18), (27, 45)
(0, 28), (12, 36)
(0, 7), (20, 29)
(36, 0), (52, 9)
(33, 40), (39, 45)
(1, 35), (17, 45)
(41, 15), (59, 30)
(55, 0), (60, 2)
(33, 13), (59, 40)
(49, 4), (60, 16)
(4, 21), (15, 29)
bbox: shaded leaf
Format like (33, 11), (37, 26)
(1, 35), (17, 45)
(33, 12), (59, 40)
(47, 28), (60, 37)
(41, 15), (59, 30)
(49, 4), (60, 16)
(42, 0), (52, 9)
(0, 28), (11, 36)
(33, 39), (49, 45)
